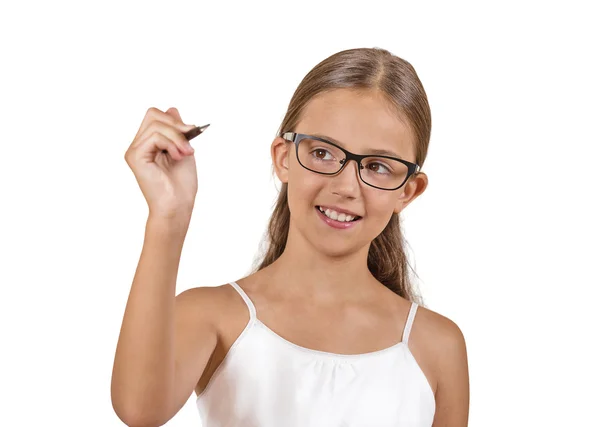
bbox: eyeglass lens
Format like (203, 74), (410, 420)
(297, 137), (408, 190)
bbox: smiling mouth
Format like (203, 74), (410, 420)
(315, 206), (362, 222)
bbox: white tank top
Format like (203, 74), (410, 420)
(196, 282), (436, 426)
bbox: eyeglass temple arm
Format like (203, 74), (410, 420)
(281, 131), (294, 141)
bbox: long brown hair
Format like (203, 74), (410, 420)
(249, 47), (432, 307)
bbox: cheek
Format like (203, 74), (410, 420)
(287, 169), (322, 213)
(362, 194), (399, 236)
(365, 193), (397, 217)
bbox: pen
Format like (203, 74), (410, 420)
(161, 123), (210, 153)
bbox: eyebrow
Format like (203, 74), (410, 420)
(312, 133), (403, 159)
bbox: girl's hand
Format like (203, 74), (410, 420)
(124, 107), (200, 219)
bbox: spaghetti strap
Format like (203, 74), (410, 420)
(402, 302), (419, 344)
(229, 281), (257, 320)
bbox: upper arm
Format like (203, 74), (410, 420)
(168, 286), (220, 419)
(431, 317), (470, 427)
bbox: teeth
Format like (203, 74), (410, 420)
(318, 206), (357, 222)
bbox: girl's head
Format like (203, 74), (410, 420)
(252, 47), (431, 305)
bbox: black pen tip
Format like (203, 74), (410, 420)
(184, 123), (210, 141)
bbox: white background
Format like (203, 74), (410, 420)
(1, 0), (598, 426)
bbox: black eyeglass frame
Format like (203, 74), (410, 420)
(280, 131), (421, 191)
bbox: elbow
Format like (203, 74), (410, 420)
(111, 389), (171, 427)
(112, 404), (168, 427)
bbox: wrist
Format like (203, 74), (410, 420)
(147, 212), (191, 236)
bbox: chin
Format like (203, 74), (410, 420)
(310, 236), (365, 259)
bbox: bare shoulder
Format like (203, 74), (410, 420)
(416, 304), (467, 351)
(175, 283), (238, 325)
(416, 305), (470, 425)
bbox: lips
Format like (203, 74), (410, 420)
(315, 206), (362, 222)
(315, 206), (363, 229)
(315, 205), (363, 218)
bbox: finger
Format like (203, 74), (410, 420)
(166, 107), (196, 133)
(166, 107), (184, 123)
(142, 131), (185, 162)
(133, 107), (195, 143)
(134, 120), (194, 155)
(133, 107), (164, 142)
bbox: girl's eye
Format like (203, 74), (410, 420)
(312, 148), (334, 160)
(366, 162), (391, 174)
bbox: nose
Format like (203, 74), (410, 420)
(330, 158), (362, 197)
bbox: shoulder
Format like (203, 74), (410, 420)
(416, 305), (470, 425)
(415, 304), (468, 376)
(175, 283), (250, 326)
(176, 283), (230, 307)
(175, 283), (239, 325)
(416, 305), (467, 355)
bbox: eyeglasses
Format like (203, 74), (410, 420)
(280, 131), (421, 191)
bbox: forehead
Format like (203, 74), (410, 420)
(297, 89), (415, 159)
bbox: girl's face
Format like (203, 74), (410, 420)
(272, 88), (428, 257)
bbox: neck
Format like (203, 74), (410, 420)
(263, 229), (380, 305)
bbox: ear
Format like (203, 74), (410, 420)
(271, 136), (291, 183)
(393, 172), (428, 214)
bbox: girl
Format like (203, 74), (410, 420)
(112, 47), (469, 427)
